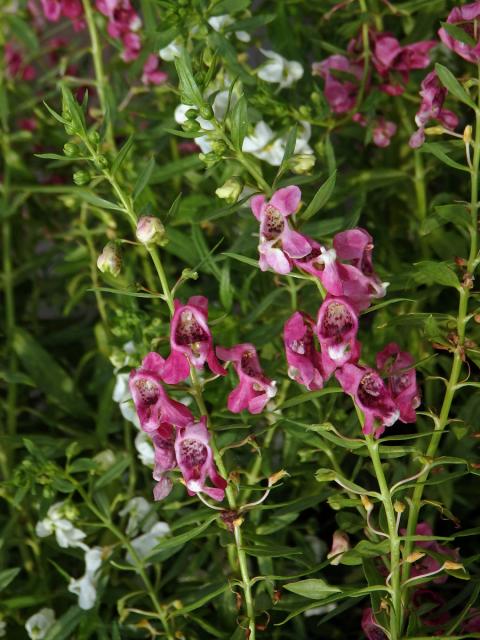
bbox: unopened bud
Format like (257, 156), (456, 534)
(199, 104), (214, 120)
(97, 241), (122, 277)
(182, 119), (200, 132)
(185, 108), (199, 120)
(327, 530), (350, 565)
(136, 216), (167, 246)
(73, 170), (90, 186)
(406, 551), (426, 563)
(424, 126), (446, 136)
(199, 151), (220, 167)
(88, 130), (100, 145)
(463, 125), (473, 144)
(394, 500), (406, 514)
(268, 469), (289, 487)
(94, 154), (108, 169)
(444, 560), (464, 571)
(181, 268), (198, 280)
(63, 143), (78, 157)
(361, 495), (374, 513)
(210, 139), (227, 155)
(289, 153), (316, 175)
(215, 177), (243, 203)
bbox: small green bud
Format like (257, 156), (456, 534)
(88, 130), (100, 145)
(289, 153), (316, 175)
(73, 170), (90, 186)
(94, 154), (108, 169)
(203, 48), (214, 67)
(210, 139), (227, 155)
(215, 176), (244, 203)
(298, 105), (311, 118)
(180, 93), (194, 106)
(62, 110), (72, 122)
(181, 268), (198, 280)
(198, 103), (214, 120)
(182, 119), (200, 132)
(195, 71), (205, 85)
(185, 108), (199, 120)
(65, 124), (76, 136)
(199, 151), (220, 167)
(63, 143), (78, 157)
(136, 216), (167, 246)
(97, 241), (122, 277)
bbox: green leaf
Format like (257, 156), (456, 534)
(133, 156), (155, 200)
(284, 579), (342, 599)
(94, 456), (130, 489)
(280, 388), (343, 409)
(150, 155), (202, 183)
(211, 0), (250, 14)
(230, 95), (248, 150)
(413, 260), (460, 289)
(174, 52), (204, 106)
(45, 606), (84, 640)
(75, 190), (125, 211)
(315, 468), (337, 483)
(421, 204), (471, 235)
(13, 328), (90, 418)
(6, 16), (39, 51)
(435, 63), (477, 110)
(0, 568), (21, 592)
(171, 583), (228, 616)
(439, 22), (476, 47)
(148, 516), (217, 560)
(302, 171), (337, 221)
(111, 134), (134, 176)
(219, 262), (233, 311)
(420, 143), (470, 172)
(34, 153), (70, 161)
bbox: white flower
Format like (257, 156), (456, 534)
(208, 14), (251, 42)
(113, 374), (140, 428)
(159, 38), (182, 61)
(92, 449), (116, 470)
(35, 502), (87, 550)
(0, 620), (5, 638)
(134, 431), (155, 466)
(119, 497), (157, 537)
(304, 603), (337, 618)
(257, 49), (303, 89)
(127, 521), (171, 565)
(242, 120), (313, 166)
(25, 608), (56, 640)
(68, 547), (103, 610)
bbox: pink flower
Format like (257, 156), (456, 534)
(316, 297), (360, 377)
(333, 228), (387, 310)
(412, 590), (450, 627)
(39, 0), (84, 28)
(312, 54), (363, 113)
(161, 296), (227, 385)
(5, 44), (36, 81)
(401, 522), (458, 584)
(335, 364), (399, 437)
(284, 312), (324, 390)
(95, 0), (142, 61)
(462, 609), (480, 633)
(121, 32), (141, 62)
(129, 352), (194, 433)
(142, 54), (168, 85)
(409, 71), (459, 149)
(175, 418), (227, 501)
(327, 530), (350, 565)
(372, 119), (397, 147)
(152, 423), (176, 500)
(361, 608), (388, 640)
(250, 186), (311, 274)
(376, 343), (420, 423)
(439, 2), (480, 63)
(216, 344), (277, 414)
(292, 238), (343, 295)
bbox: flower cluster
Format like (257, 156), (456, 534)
(248, 185), (421, 437)
(95, 0), (142, 62)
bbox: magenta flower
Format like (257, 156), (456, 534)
(316, 297), (360, 377)
(129, 352), (194, 433)
(96, 0), (142, 61)
(376, 343), (420, 423)
(161, 296), (227, 385)
(40, 0), (84, 28)
(361, 608), (388, 640)
(152, 422), (176, 501)
(312, 54), (363, 113)
(175, 418), (227, 501)
(412, 590), (450, 627)
(372, 119), (397, 148)
(5, 44), (36, 81)
(333, 228), (387, 310)
(284, 312), (324, 390)
(439, 2), (480, 63)
(409, 71), (459, 149)
(462, 609), (480, 633)
(292, 238), (343, 295)
(251, 186), (311, 274)
(142, 54), (168, 86)
(216, 344), (277, 414)
(335, 364), (399, 437)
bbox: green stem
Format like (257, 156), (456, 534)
(357, 0), (371, 109)
(80, 205), (110, 327)
(365, 436), (401, 640)
(146, 246), (174, 315)
(81, 0), (115, 150)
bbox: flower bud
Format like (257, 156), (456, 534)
(424, 126), (446, 136)
(199, 151), (220, 167)
(73, 170), (90, 186)
(185, 108), (199, 120)
(95, 154), (108, 169)
(97, 241), (122, 277)
(181, 268), (198, 280)
(199, 103), (214, 120)
(289, 153), (316, 175)
(65, 125), (76, 136)
(215, 177), (244, 203)
(88, 130), (100, 145)
(136, 216), (167, 246)
(182, 119), (200, 132)
(394, 500), (405, 513)
(210, 139), (227, 155)
(327, 530), (350, 565)
(361, 495), (373, 513)
(63, 143), (78, 157)
(406, 551), (426, 563)
(463, 125), (473, 144)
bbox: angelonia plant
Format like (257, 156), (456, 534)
(1, 0), (480, 639)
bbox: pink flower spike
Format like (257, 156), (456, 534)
(376, 343), (420, 423)
(129, 353), (194, 433)
(439, 3), (480, 63)
(335, 363), (399, 438)
(372, 119), (397, 148)
(162, 297), (226, 384)
(293, 237), (343, 295)
(175, 417), (227, 501)
(142, 54), (168, 85)
(316, 297), (360, 377)
(217, 344), (277, 414)
(312, 54), (363, 114)
(284, 312), (324, 390)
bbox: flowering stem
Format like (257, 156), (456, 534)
(81, 0), (115, 150)
(365, 436), (402, 640)
(189, 366), (256, 640)
(356, 0), (371, 109)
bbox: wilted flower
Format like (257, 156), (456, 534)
(335, 364), (400, 437)
(215, 176), (244, 203)
(289, 153), (316, 174)
(217, 344), (277, 414)
(316, 297), (360, 377)
(327, 530), (350, 565)
(25, 608), (56, 640)
(97, 241), (122, 277)
(284, 312), (324, 390)
(257, 49), (304, 89)
(136, 216), (166, 246)
(361, 608), (388, 640)
(175, 417), (227, 501)
(142, 54), (168, 85)
(439, 2), (480, 63)
(250, 185), (310, 274)
(376, 343), (420, 423)
(161, 296), (226, 384)
(68, 547), (103, 610)
(36, 501), (88, 550)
